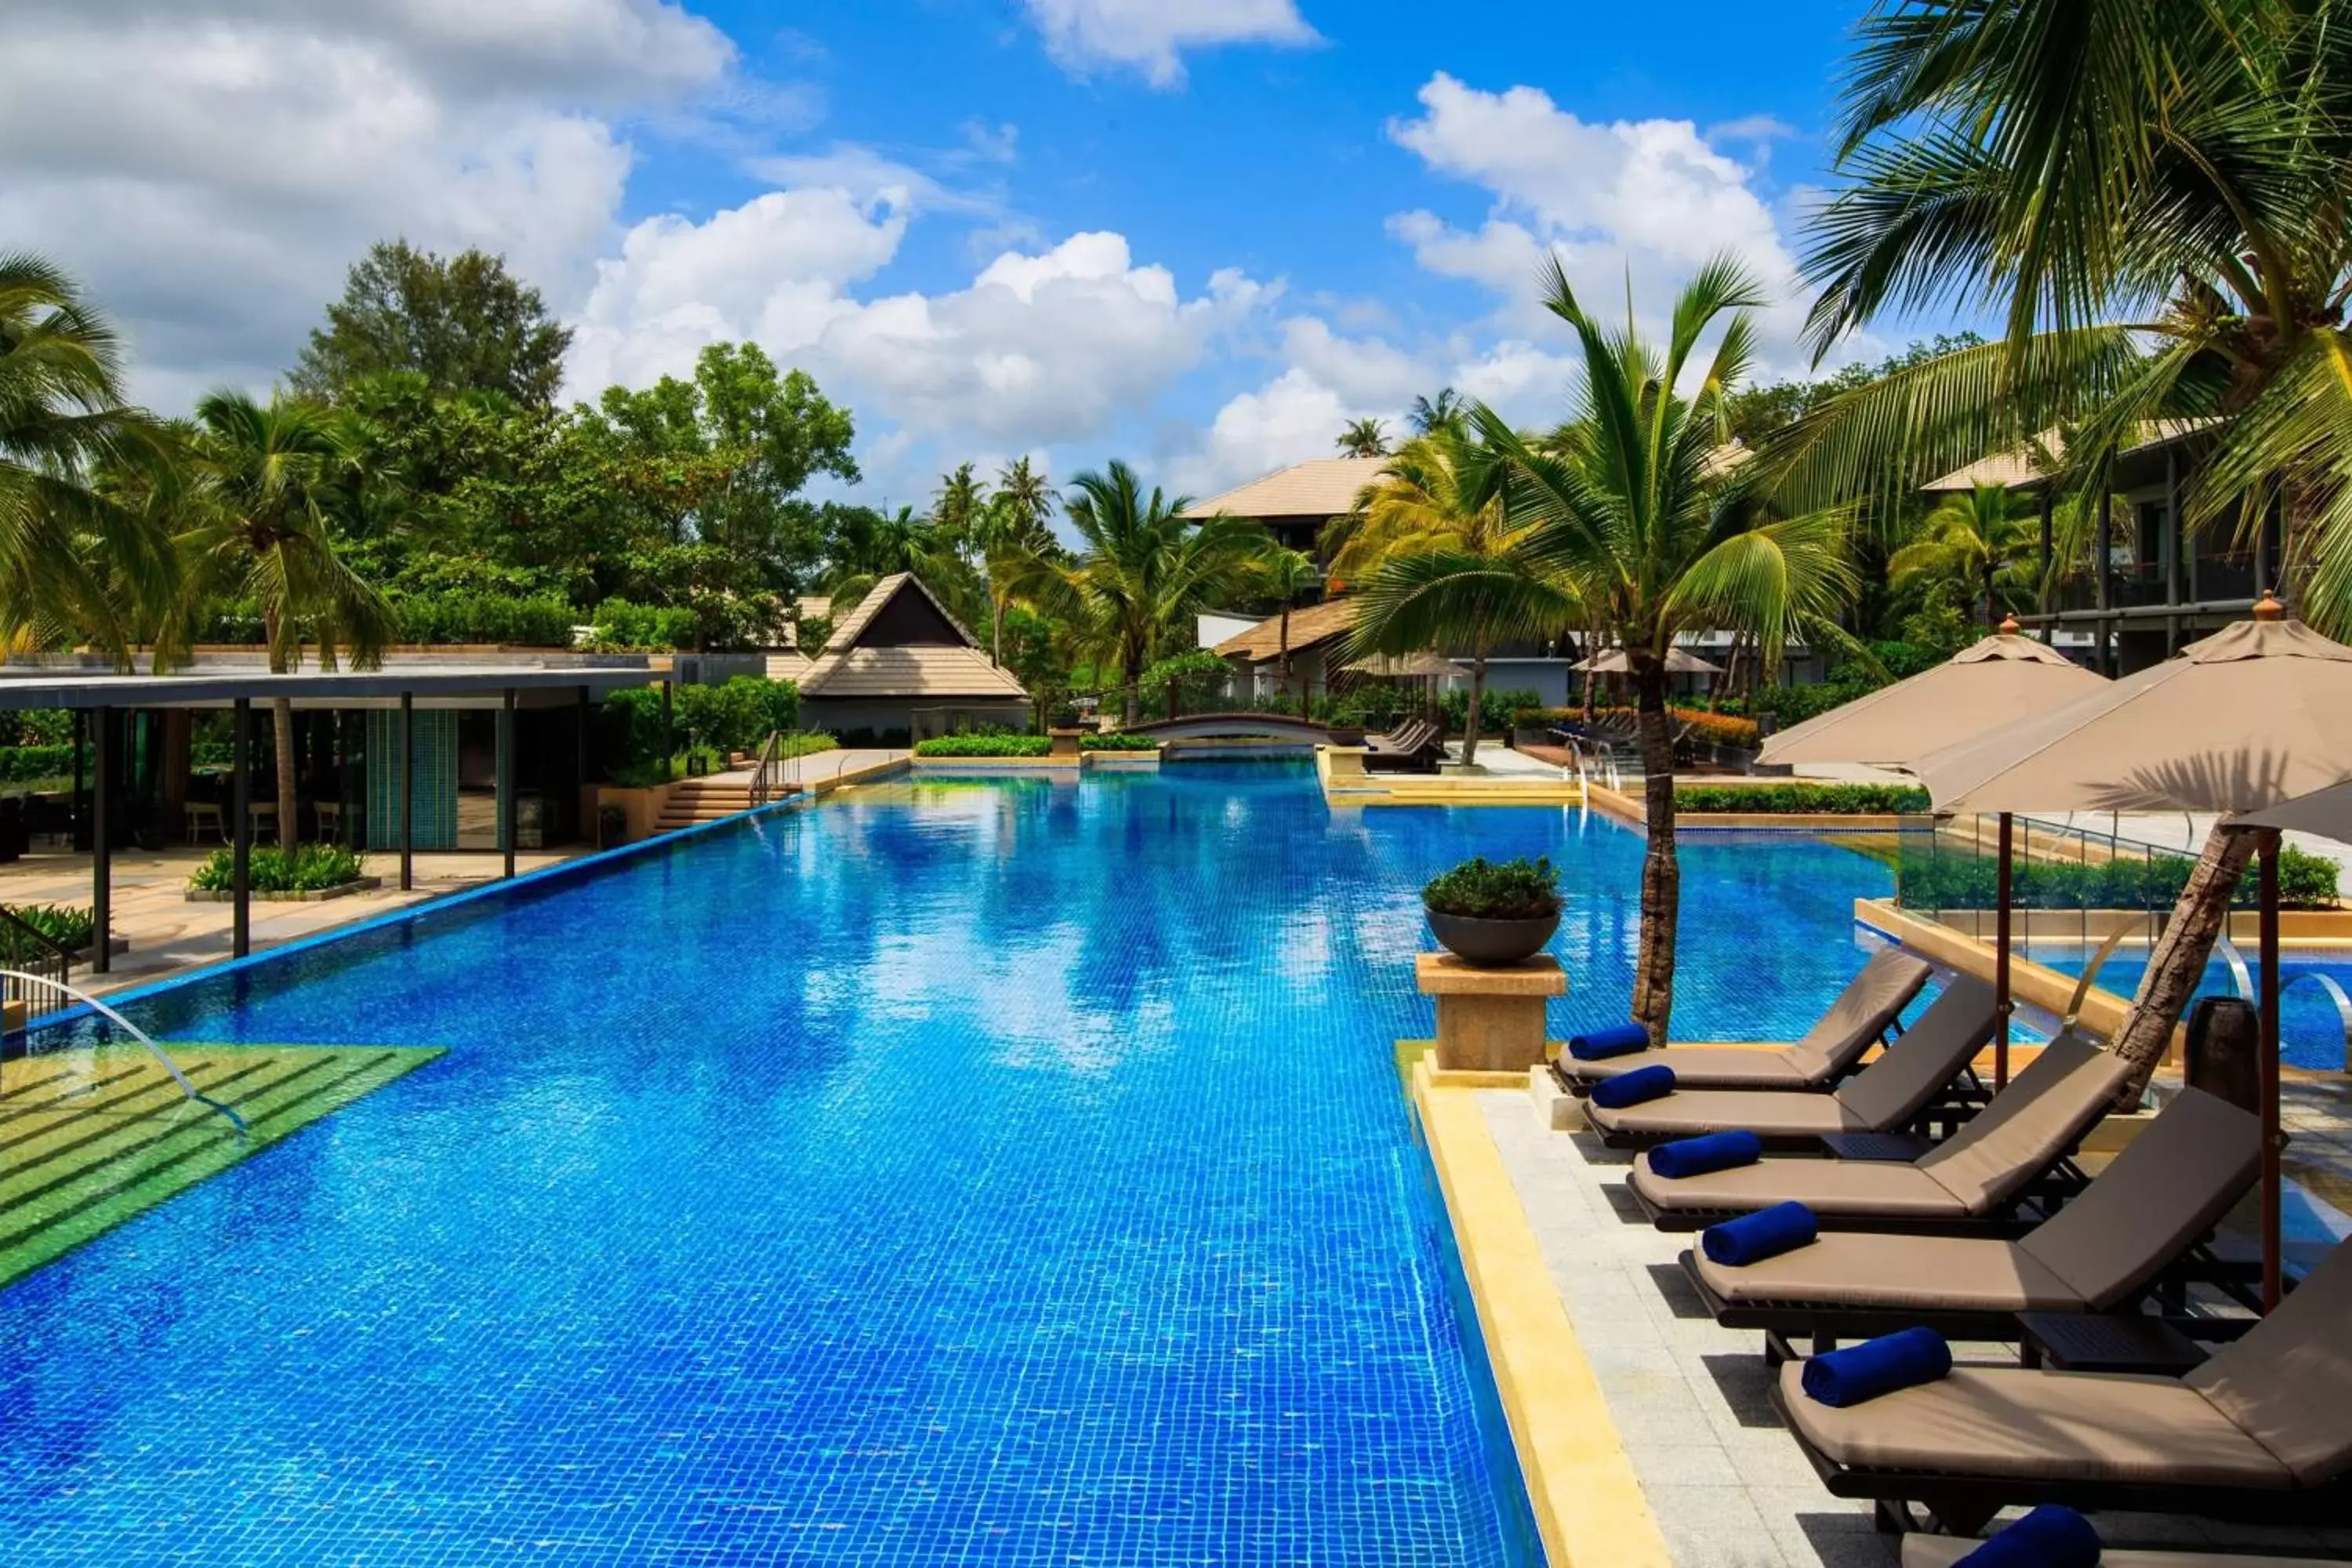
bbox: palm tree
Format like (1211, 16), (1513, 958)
(1488, 256), (1858, 1042)
(1258, 546), (1326, 713)
(1889, 484), (2039, 630)
(1768, 0), (2352, 1090)
(1335, 417), (1390, 459)
(0, 254), (176, 661)
(1408, 388), (1465, 437)
(176, 392), (397, 844)
(1338, 426), (1577, 764)
(1017, 461), (1271, 724)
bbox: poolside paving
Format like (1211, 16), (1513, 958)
(1476, 1085), (2352, 1568)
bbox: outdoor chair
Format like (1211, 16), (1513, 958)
(314, 800), (344, 843)
(1582, 975), (1998, 1149)
(1363, 720), (1443, 774)
(1684, 1087), (2259, 1356)
(185, 800), (226, 844)
(1629, 1031), (2129, 1232)
(1777, 1235), (2352, 1537)
(1905, 1538), (2349, 1567)
(1556, 948), (1932, 1094)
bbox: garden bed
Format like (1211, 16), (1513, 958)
(187, 877), (383, 904)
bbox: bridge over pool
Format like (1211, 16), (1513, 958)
(1125, 712), (1345, 745)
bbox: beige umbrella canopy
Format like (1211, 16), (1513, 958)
(1759, 623), (2108, 770)
(2234, 778), (2352, 840)
(1345, 652), (1462, 678)
(1911, 613), (2352, 815)
(1572, 646), (1722, 676)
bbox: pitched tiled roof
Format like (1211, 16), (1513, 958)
(822, 572), (985, 653)
(1184, 457), (1388, 521)
(799, 644), (1029, 699)
(1211, 597), (1358, 662)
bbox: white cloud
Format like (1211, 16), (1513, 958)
(1020, 0), (1318, 87)
(0, 0), (745, 410)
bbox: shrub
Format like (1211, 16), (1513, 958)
(1896, 844), (2339, 911)
(675, 677), (800, 757)
(187, 844), (368, 894)
(1, 902), (96, 952)
(1676, 783), (1930, 815)
(588, 598), (700, 651)
(779, 732), (838, 760)
(0, 710), (71, 747)
(1424, 856), (1563, 920)
(1438, 686), (1543, 736)
(1513, 706), (1762, 750)
(1139, 649), (1233, 707)
(385, 592), (579, 647)
(913, 734), (1054, 757)
(1081, 733), (1158, 752)
(0, 744), (88, 783)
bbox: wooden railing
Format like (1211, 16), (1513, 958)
(0, 908), (75, 1024)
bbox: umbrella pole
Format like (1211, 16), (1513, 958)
(1994, 811), (2013, 1090)
(2259, 827), (2282, 1314)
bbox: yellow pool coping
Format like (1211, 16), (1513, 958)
(1411, 1056), (1672, 1568)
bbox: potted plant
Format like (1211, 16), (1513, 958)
(1423, 855), (1562, 967)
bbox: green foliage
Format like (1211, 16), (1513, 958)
(1423, 856), (1563, 920)
(1138, 648), (1232, 703)
(1721, 334), (1987, 446)
(1676, 783), (1929, 815)
(187, 844), (368, 894)
(600, 687), (671, 776)
(0, 710), (71, 747)
(383, 591), (578, 646)
(913, 734), (1054, 757)
(292, 241), (574, 408)
(673, 677), (801, 757)
(1, 902), (96, 952)
(1731, 639), (1960, 728)
(1437, 687), (1541, 736)
(1899, 845), (2339, 913)
(1080, 733), (1158, 752)
(588, 598), (699, 651)
(777, 732), (838, 760)
(0, 744), (88, 783)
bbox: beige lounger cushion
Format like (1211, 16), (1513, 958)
(1566, 949), (1930, 1088)
(1633, 1154), (1973, 1219)
(2188, 1232), (2352, 1486)
(1592, 1088), (1870, 1139)
(1904, 1537), (2343, 1566)
(1780, 1363), (2296, 1489)
(1695, 1232), (2085, 1312)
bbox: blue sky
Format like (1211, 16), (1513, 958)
(4, 0), (1918, 506)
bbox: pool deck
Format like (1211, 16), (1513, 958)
(1423, 1068), (2352, 1566)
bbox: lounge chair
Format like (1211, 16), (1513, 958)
(1780, 1235), (2352, 1537)
(1905, 1539), (2349, 1567)
(1629, 1030), (2129, 1233)
(1684, 1087), (2259, 1352)
(1582, 975), (1998, 1149)
(1363, 720), (1442, 774)
(1555, 948), (1932, 1094)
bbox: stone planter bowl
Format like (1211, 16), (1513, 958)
(1425, 907), (1561, 967)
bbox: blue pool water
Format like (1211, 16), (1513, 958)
(1, 764), (1894, 1564)
(2036, 947), (2352, 1072)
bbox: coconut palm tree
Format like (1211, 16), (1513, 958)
(1769, 0), (2352, 1089)
(1486, 256), (1858, 1042)
(1334, 417), (1390, 459)
(174, 392), (397, 845)
(1408, 388), (1466, 437)
(1889, 484), (2040, 630)
(1016, 461), (1271, 724)
(0, 254), (177, 661)
(1338, 426), (1578, 764)
(1258, 546), (1326, 713)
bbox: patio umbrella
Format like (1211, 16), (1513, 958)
(1759, 618), (2111, 1089)
(1572, 646), (1722, 676)
(1343, 652), (1462, 678)
(1911, 598), (2352, 1311)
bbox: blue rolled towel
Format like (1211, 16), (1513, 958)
(1956, 1506), (2102, 1566)
(1570, 1022), (1650, 1061)
(1648, 1131), (1763, 1180)
(1588, 1065), (1675, 1109)
(1800, 1325), (1954, 1407)
(1700, 1200), (1817, 1267)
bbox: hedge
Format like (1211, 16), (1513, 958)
(590, 599), (700, 652)
(1438, 687), (1544, 735)
(187, 844), (368, 894)
(1080, 733), (1158, 752)
(386, 592), (578, 647)
(674, 677), (801, 757)
(1515, 705), (1762, 750)
(1676, 783), (1930, 815)
(0, 744), (87, 783)
(913, 735), (1054, 757)
(1897, 844), (2339, 911)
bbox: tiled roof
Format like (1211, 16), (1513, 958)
(1211, 597), (1358, 662)
(1184, 457), (1388, 521)
(822, 572), (985, 654)
(1923, 420), (2217, 492)
(800, 644), (1029, 699)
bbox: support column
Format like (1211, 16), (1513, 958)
(499, 687), (517, 880)
(399, 691), (414, 892)
(2162, 448), (2183, 655)
(661, 679), (675, 768)
(71, 710), (87, 851)
(2259, 829), (2282, 1314)
(576, 685), (593, 846)
(1415, 952), (1566, 1073)
(232, 698), (252, 959)
(2095, 490), (2115, 675)
(92, 707), (111, 975)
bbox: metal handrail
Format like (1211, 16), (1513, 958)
(0, 906), (75, 1018)
(0, 970), (247, 1138)
(748, 731), (785, 806)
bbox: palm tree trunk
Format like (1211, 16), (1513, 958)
(991, 595), (1005, 667)
(1461, 652), (1486, 766)
(2109, 822), (2258, 1098)
(272, 696), (298, 850)
(1631, 659), (1680, 1044)
(1123, 633), (1144, 727)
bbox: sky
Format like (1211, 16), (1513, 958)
(5, 0), (1911, 510)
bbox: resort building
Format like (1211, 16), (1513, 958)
(1183, 456), (1386, 564)
(793, 572), (1029, 743)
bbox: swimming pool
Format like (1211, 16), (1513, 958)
(2034, 946), (2352, 1072)
(0, 763), (1894, 1564)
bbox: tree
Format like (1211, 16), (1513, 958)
(0, 253), (177, 662)
(1016, 461), (1272, 724)
(1769, 0), (2352, 1091)
(1409, 388), (1465, 437)
(1335, 417), (1390, 458)
(176, 393), (397, 844)
(1488, 256), (1858, 1043)
(293, 241), (574, 409)
(1888, 484), (2038, 630)
(1258, 547), (1326, 712)
(1339, 427), (1580, 764)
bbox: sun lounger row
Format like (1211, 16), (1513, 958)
(1361, 720), (1445, 772)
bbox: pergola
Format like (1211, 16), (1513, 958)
(0, 663), (662, 972)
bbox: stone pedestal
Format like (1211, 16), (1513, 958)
(1047, 728), (1084, 758)
(1416, 951), (1566, 1073)
(1322, 746), (1369, 778)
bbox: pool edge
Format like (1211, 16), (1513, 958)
(1411, 1057), (1673, 1568)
